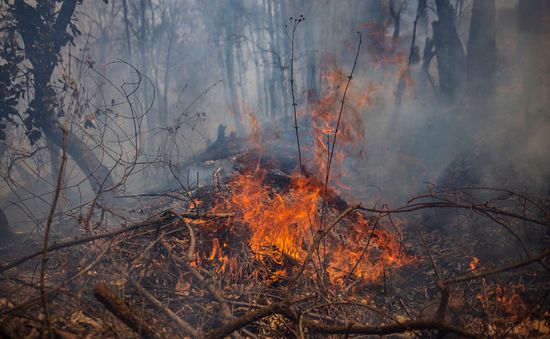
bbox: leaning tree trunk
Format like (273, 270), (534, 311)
(14, 0), (114, 195)
(42, 124), (113, 193)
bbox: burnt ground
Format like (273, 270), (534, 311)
(0, 139), (549, 338)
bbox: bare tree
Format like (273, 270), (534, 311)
(432, 0), (467, 100)
(467, 0), (496, 115)
(9, 0), (113, 193)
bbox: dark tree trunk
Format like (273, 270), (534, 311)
(221, 1), (246, 136)
(304, 0), (318, 115)
(390, 0), (403, 40)
(432, 0), (466, 100)
(364, 0), (387, 59)
(0, 208), (15, 242)
(466, 0), (496, 116)
(517, 0), (544, 129)
(13, 0), (114, 194)
(266, 0), (279, 119)
(42, 124), (113, 192)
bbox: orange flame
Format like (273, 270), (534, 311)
(469, 256), (480, 271)
(207, 60), (413, 286)
(214, 169), (412, 286)
(218, 171), (320, 262)
(308, 57), (367, 190)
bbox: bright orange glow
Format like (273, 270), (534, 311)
(217, 171), (320, 262)
(205, 60), (412, 286)
(469, 256), (480, 271)
(213, 169), (411, 285)
(308, 59), (367, 190)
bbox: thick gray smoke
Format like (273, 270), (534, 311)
(0, 0), (548, 233)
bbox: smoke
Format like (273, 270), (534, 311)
(1, 0), (548, 233)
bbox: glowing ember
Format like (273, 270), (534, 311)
(469, 256), (480, 271)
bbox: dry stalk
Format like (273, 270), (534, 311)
(441, 247), (550, 286)
(359, 201), (548, 227)
(40, 126), (68, 338)
(287, 16), (304, 175)
(323, 31), (363, 195)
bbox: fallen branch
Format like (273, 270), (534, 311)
(359, 202), (549, 227)
(130, 279), (198, 337)
(205, 303), (292, 339)
(160, 239), (235, 322)
(303, 319), (479, 338)
(0, 211), (232, 273)
(441, 247), (550, 286)
(93, 282), (162, 339)
(159, 223), (242, 338)
(204, 301), (480, 339)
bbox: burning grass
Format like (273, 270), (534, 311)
(0, 176), (549, 338)
(211, 168), (412, 288)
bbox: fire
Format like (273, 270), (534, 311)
(308, 57), (367, 190)
(218, 170), (320, 262)
(469, 256), (480, 271)
(205, 57), (412, 287)
(213, 169), (411, 286)
(475, 283), (528, 321)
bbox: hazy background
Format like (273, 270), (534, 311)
(1, 0), (549, 232)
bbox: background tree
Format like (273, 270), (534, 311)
(432, 0), (467, 100)
(467, 0), (496, 117)
(517, 0), (545, 131)
(6, 0), (113, 193)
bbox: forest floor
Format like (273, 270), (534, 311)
(1, 142), (549, 338)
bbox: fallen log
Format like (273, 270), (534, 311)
(93, 282), (162, 339)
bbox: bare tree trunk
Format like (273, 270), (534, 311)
(304, 0), (318, 114)
(0, 208), (15, 242)
(364, 0), (387, 59)
(122, 0), (132, 59)
(266, 0), (278, 119)
(466, 0), (496, 119)
(42, 124), (113, 193)
(251, 5), (267, 119)
(517, 0), (544, 129)
(390, 0), (404, 40)
(161, 10), (175, 124)
(432, 0), (466, 100)
(221, 1), (246, 136)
